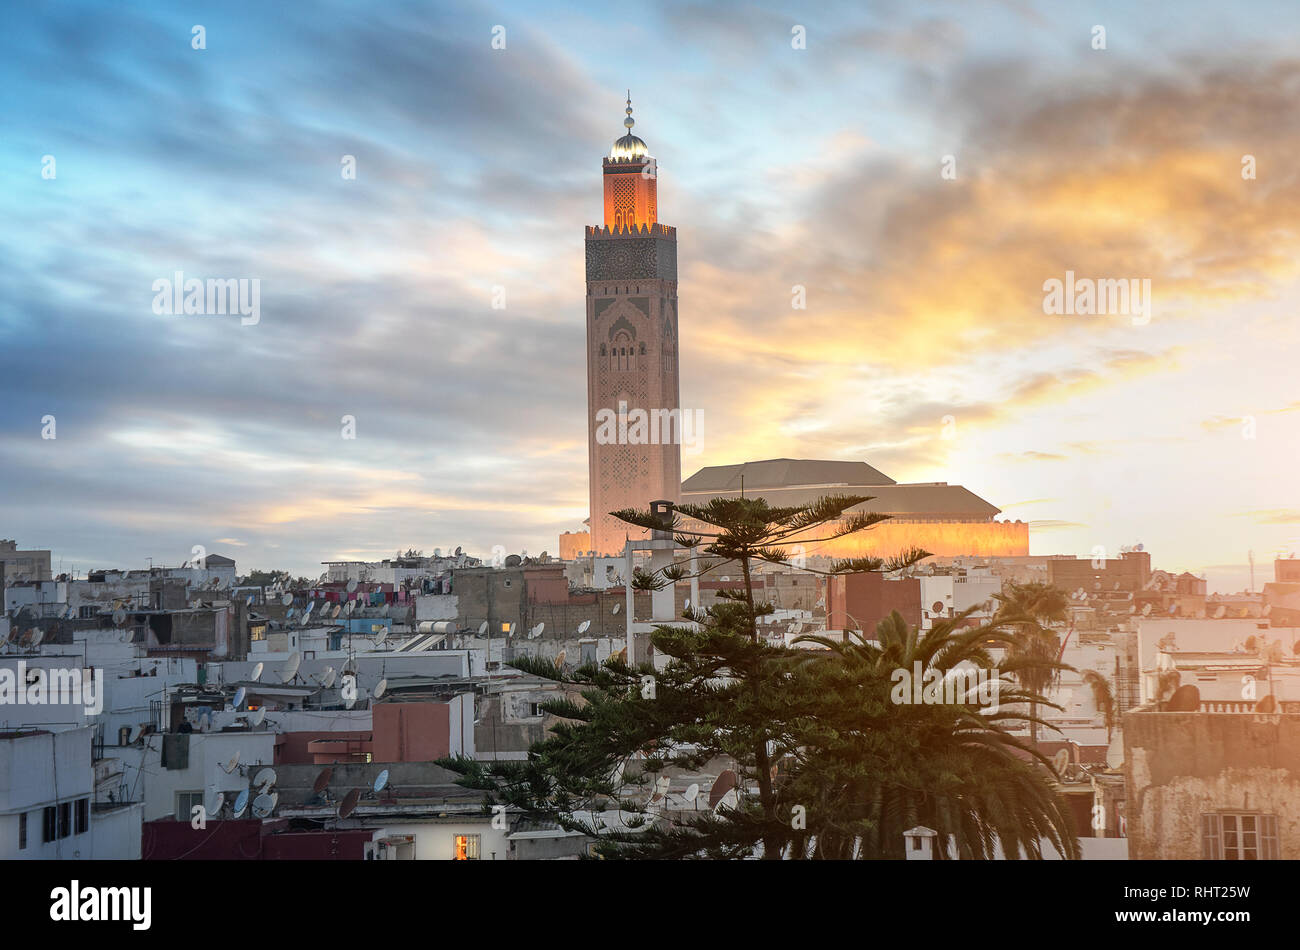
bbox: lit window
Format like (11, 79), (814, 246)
(454, 834), (480, 860)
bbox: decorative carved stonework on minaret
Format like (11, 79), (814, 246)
(585, 95), (681, 556)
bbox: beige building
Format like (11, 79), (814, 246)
(0, 540), (51, 583)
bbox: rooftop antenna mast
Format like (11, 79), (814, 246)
(1249, 550), (1255, 594)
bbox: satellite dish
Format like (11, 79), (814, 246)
(251, 708), (266, 726)
(198, 712), (212, 733)
(65, 606), (77, 620)
(233, 788), (250, 818)
(1141, 603), (1153, 616)
(232, 686), (246, 709)
(346, 579), (358, 593)
(281, 651), (301, 682)
(1129, 604), (1137, 615)
(684, 599), (691, 612)
(252, 793), (274, 818)
(374, 626), (388, 646)
(1263, 604), (1272, 617)
(250, 662), (264, 682)
(578, 620), (591, 634)
(245, 594), (255, 606)
(343, 676), (357, 709)
(254, 767), (276, 791)
(338, 788), (361, 819)
(1052, 749), (1070, 775)
(455, 546), (462, 557)
(1214, 604), (1227, 619)
(313, 767), (333, 795)
(206, 790), (225, 815)
(709, 769), (738, 809)
(303, 601), (315, 618)
(1168, 603), (1178, 615)
(683, 783), (700, 803)
(374, 678), (388, 699)
(320, 667), (337, 688)
(280, 593), (293, 607)
(932, 601), (944, 614)
(344, 600), (355, 615)
(30, 628), (45, 648)
(612, 603), (621, 615)
(373, 769), (390, 793)
(286, 608), (297, 620)
(222, 751), (241, 774)
(554, 648), (566, 668)
(477, 621), (488, 635)
(508, 622), (516, 636)
(112, 609), (127, 627)
(1256, 694), (1278, 713)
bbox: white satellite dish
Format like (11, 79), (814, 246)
(252, 708), (266, 726)
(251, 793), (274, 818)
(344, 600), (355, 615)
(245, 594), (255, 606)
(250, 662), (264, 682)
(112, 608), (127, 627)
(232, 788), (250, 817)
(612, 602), (621, 615)
(320, 667), (337, 688)
(477, 621), (488, 635)
(577, 620), (591, 634)
(206, 790), (225, 815)
(344, 676), (358, 710)
(684, 599), (691, 612)
(374, 626), (388, 646)
(374, 679), (388, 699)
(1052, 749), (1070, 775)
(286, 608), (297, 620)
(373, 769), (390, 793)
(346, 579), (358, 593)
(232, 686), (246, 709)
(280, 593), (293, 607)
(281, 651), (301, 682)
(30, 628), (45, 648)
(1214, 604), (1227, 619)
(508, 622), (517, 636)
(222, 751), (240, 774)
(254, 767), (277, 791)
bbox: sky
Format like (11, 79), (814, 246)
(1, 0), (1298, 591)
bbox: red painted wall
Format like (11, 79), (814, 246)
(143, 819), (372, 860)
(275, 731), (373, 765)
(829, 572), (922, 633)
(371, 702), (451, 762)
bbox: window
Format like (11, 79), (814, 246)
(454, 834), (480, 860)
(57, 802), (70, 839)
(1203, 812), (1279, 859)
(175, 791), (203, 822)
(18, 813), (26, 850)
(42, 806), (56, 843)
(75, 798), (88, 836)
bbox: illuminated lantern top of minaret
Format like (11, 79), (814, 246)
(602, 93), (658, 231)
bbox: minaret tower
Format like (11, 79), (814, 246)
(585, 95), (681, 556)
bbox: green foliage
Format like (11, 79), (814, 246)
(437, 497), (1079, 859)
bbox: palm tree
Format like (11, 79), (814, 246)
(1081, 669), (1116, 742)
(792, 608), (1080, 859)
(992, 581), (1070, 749)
